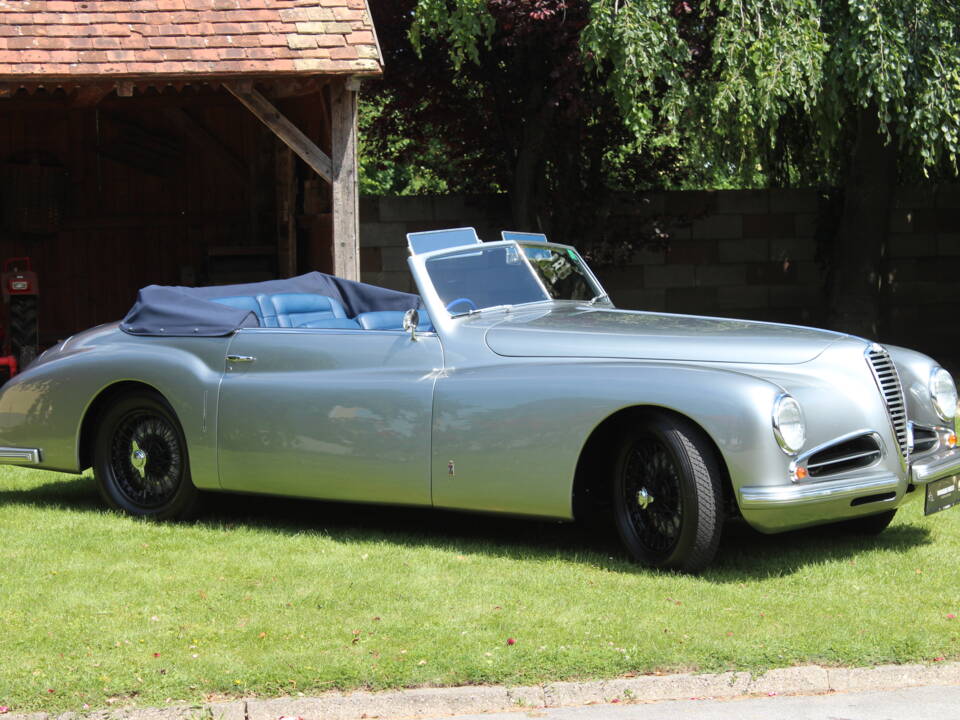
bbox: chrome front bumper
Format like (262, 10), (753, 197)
(740, 446), (960, 511)
(739, 470), (900, 508)
(911, 447), (960, 485)
(0, 446), (42, 465)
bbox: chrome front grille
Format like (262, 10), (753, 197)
(865, 345), (910, 460)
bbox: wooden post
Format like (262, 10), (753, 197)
(331, 79), (360, 281)
(276, 145), (298, 277)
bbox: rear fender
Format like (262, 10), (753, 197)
(0, 336), (226, 488)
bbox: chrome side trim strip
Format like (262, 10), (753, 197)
(0, 446), (41, 464)
(911, 447), (960, 485)
(739, 472), (900, 507)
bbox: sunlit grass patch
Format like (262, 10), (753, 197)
(1, 464), (958, 713)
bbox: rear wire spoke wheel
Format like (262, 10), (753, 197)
(94, 391), (199, 520)
(612, 414), (723, 572)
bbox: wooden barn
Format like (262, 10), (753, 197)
(0, 0), (382, 349)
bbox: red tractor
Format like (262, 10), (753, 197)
(0, 257), (40, 382)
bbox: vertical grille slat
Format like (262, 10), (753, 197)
(865, 345), (910, 461)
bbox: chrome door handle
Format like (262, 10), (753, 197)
(226, 355), (256, 363)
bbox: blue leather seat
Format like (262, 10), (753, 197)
(268, 293), (350, 328)
(355, 311), (404, 330)
(355, 310), (433, 332)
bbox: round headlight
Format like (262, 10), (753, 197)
(773, 394), (806, 454)
(930, 367), (958, 421)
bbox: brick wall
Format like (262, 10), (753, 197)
(359, 186), (960, 367)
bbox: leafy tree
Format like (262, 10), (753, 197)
(402, 0), (960, 337)
(364, 0), (684, 256)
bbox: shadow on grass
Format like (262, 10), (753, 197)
(0, 473), (935, 580)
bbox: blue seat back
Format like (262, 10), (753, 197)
(255, 294), (280, 327)
(212, 296), (263, 325)
(268, 292), (348, 328)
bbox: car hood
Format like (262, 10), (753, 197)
(483, 305), (854, 365)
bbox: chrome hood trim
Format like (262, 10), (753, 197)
(484, 305), (851, 365)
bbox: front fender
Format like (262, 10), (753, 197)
(429, 359), (786, 519)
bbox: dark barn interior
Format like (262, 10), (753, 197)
(0, 0), (381, 355)
(1, 83), (339, 345)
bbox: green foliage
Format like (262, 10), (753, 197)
(588, 0), (960, 180)
(359, 96), (458, 196)
(410, 0), (960, 185)
(581, 1), (693, 147)
(410, 0), (495, 68)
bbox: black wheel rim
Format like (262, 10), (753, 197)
(109, 409), (183, 509)
(621, 436), (683, 555)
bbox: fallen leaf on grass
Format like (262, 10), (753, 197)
(947, 614), (956, 620)
(506, 638), (516, 646)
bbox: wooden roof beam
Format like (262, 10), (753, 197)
(68, 84), (112, 107)
(223, 82), (332, 184)
(162, 106), (247, 179)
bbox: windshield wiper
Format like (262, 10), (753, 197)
(450, 304), (514, 318)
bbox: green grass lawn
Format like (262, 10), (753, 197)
(2, 465), (959, 714)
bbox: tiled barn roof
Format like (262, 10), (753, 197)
(0, 0), (382, 80)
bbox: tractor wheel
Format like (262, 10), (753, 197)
(8, 295), (38, 360)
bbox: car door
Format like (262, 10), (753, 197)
(217, 327), (443, 505)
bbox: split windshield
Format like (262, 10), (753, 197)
(424, 242), (602, 315)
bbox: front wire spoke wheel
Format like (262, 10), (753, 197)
(623, 438), (683, 555)
(612, 414), (724, 573)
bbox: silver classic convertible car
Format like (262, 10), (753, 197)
(0, 228), (958, 572)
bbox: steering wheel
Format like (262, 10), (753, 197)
(445, 297), (477, 314)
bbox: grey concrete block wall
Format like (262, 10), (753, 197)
(359, 186), (960, 363)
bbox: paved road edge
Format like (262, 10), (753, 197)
(7, 662), (960, 720)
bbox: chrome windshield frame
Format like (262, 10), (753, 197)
(407, 239), (609, 335)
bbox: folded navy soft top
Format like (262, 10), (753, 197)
(120, 271), (423, 337)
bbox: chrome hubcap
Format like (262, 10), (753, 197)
(637, 487), (654, 510)
(130, 440), (148, 480)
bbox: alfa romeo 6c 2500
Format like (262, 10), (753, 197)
(0, 228), (957, 572)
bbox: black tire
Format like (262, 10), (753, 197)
(18, 345), (36, 372)
(93, 391), (199, 520)
(8, 295), (38, 359)
(612, 414), (724, 572)
(838, 509), (897, 535)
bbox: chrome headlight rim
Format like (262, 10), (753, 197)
(929, 366), (958, 422)
(772, 393), (806, 455)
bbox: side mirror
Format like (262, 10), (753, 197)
(402, 308), (419, 341)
